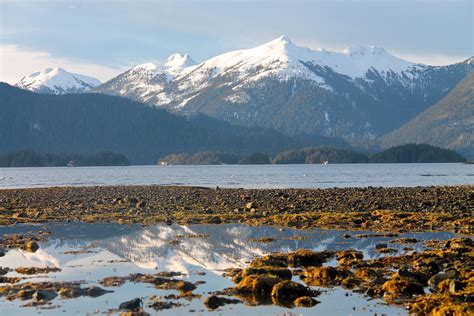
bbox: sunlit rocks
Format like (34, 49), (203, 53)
(24, 241), (39, 253)
(271, 281), (314, 306)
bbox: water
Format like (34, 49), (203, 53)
(0, 163), (472, 189)
(0, 223), (456, 315)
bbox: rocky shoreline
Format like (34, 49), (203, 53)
(0, 185), (472, 315)
(0, 185), (472, 234)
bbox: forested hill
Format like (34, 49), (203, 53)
(0, 83), (345, 164)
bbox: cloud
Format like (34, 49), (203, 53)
(0, 44), (126, 84)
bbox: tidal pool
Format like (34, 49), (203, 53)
(0, 223), (456, 315)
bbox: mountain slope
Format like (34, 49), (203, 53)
(0, 83), (346, 164)
(93, 36), (473, 145)
(16, 67), (101, 94)
(381, 70), (474, 158)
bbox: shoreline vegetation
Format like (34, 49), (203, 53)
(0, 144), (466, 168)
(0, 150), (129, 168)
(0, 185), (471, 235)
(159, 144), (466, 165)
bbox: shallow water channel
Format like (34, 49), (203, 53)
(0, 223), (456, 315)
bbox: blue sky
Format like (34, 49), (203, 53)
(1, 0), (472, 82)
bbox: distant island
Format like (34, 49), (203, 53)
(159, 144), (466, 165)
(0, 150), (129, 167)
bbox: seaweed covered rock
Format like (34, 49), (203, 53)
(381, 276), (424, 301)
(271, 281), (314, 306)
(302, 266), (352, 286)
(233, 267), (292, 283)
(336, 250), (363, 267)
(287, 249), (333, 268)
(235, 275), (282, 296)
(249, 253), (288, 268)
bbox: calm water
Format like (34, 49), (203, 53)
(0, 223), (456, 315)
(0, 163), (472, 189)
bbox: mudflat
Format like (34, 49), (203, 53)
(0, 185), (472, 234)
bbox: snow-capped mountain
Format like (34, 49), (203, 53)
(16, 67), (101, 94)
(94, 36), (473, 143)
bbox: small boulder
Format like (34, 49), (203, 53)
(203, 295), (240, 310)
(235, 275), (282, 296)
(33, 289), (57, 302)
(381, 277), (424, 301)
(271, 281), (314, 306)
(24, 241), (39, 253)
(86, 286), (112, 298)
(288, 249), (333, 268)
(428, 269), (459, 290)
(119, 298), (142, 311)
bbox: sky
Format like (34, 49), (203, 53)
(1, 0), (472, 83)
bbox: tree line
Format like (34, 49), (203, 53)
(159, 144), (466, 165)
(0, 150), (129, 167)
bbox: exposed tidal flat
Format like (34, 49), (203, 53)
(0, 185), (472, 234)
(0, 185), (472, 315)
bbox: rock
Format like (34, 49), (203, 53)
(237, 267), (292, 283)
(136, 201), (146, 208)
(203, 295), (240, 310)
(381, 277), (424, 300)
(235, 275), (282, 296)
(302, 266), (351, 286)
(175, 280), (196, 293)
(294, 296), (318, 307)
(100, 276), (127, 287)
(397, 267), (429, 285)
(16, 289), (36, 300)
(120, 311), (150, 316)
(376, 243), (388, 249)
(428, 269), (459, 289)
(119, 298), (142, 311)
(15, 266), (61, 275)
(287, 249), (333, 267)
(58, 287), (84, 299)
(271, 281), (313, 306)
(354, 268), (385, 284)
(86, 286), (112, 298)
(342, 234), (351, 239)
(148, 300), (181, 311)
(245, 202), (256, 209)
(336, 250), (363, 266)
(444, 237), (473, 250)
(0, 249), (5, 257)
(24, 241), (39, 253)
(377, 247), (398, 254)
(33, 289), (57, 301)
(437, 279), (466, 295)
(250, 253), (288, 268)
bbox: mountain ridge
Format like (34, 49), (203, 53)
(381, 70), (474, 158)
(0, 82), (349, 164)
(92, 36), (473, 145)
(16, 67), (101, 94)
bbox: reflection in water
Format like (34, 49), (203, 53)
(0, 223), (456, 315)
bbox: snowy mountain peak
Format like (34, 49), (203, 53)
(164, 53), (197, 68)
(463, 56), (474, 64)
(343, 45), (386, 56)
(16, 67), (101, 94)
